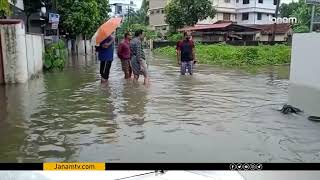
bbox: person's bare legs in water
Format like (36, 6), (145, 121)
(133, 71), (149, 86)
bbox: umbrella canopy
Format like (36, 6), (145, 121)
(95, 17), (122, 45)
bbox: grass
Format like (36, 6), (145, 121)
(153, 44), (291, 67)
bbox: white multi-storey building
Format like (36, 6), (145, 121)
(109, 0), (139, 17)
(200, 0), (277, 25)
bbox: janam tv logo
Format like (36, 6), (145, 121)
(43, 163), (105, 171)
(269, 16), (298, 24)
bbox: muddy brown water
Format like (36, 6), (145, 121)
(0, 51), (320, 163)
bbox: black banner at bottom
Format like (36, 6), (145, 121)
(1, 163), (320, 171)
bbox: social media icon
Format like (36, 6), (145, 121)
(230, 164), (236, 170)
(243, 164), (250, 170)
(237, 164), (242, 170)
(257, 164), (263, 170)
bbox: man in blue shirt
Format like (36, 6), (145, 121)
(98, 34), (115, 83)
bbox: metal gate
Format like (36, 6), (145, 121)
(0, 33), (4, 84)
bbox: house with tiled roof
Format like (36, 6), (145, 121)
(245, 23), (293, 41)
(178, 21), (292, 42)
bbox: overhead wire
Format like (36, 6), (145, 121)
(114, 171), (156, 180)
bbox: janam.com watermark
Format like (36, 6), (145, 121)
(269, 16), (298, 24)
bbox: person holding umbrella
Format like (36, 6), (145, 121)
(94, 17), (122, 83)
(98, 34), (115, 83)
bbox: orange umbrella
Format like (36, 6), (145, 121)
(95, 17), (122, 45)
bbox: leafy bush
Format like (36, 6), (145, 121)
(167, 33), (183, 42)
(154, 44), (291, 67)
(44, 40), (67, 71)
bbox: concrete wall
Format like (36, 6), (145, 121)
(25, 34), (44, 79)
(0, 21), (44, 84)
(149, 8), (167, 27)
(289, 33), (320, 89)
(0, 22), (28, 83)
(148, 0), (168, 29)
(288, 33), (320, 116)
(68, 39), (94, 55)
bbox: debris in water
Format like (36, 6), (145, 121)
(279, 104), (302, 114)
(308, 116), (320, 122)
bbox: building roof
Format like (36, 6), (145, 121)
(179, 22), (233, 31)
(178, 21), (260, 32)
(244, 23), (292, 34)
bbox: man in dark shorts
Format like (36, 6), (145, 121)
(176, 31), (196, 75)
(117, 32), (132, 79)
(98, 34), (115, 83)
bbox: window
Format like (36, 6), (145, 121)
(236, 0), (239, 2)
(156, 9), (160, 14)
(162, 26), (167, 31)
(258, 0), (263, 3)
(116, 6), (122, 14)
(150, 10), (154, 14)
(274, 0), (277, 5)
(223, 13), (231, 21)
(242, 13), (249, 20)
(243, 0), (250, 4)
(257, 13), (262, 20)
(225, 0), (231, 3)
(161, 9), (165, 14)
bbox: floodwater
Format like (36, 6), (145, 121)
(0, 51), (320, 163)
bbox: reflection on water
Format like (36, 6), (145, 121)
(0, 52), (320, 163)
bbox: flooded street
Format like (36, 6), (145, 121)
(1, 51), (320, 163)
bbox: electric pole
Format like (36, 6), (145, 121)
(271, 0), (281, 42)
(310, 5), (316, 32)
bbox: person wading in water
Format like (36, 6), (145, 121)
(98, 33), (115, 83)
(117, 32), (132, 79)
(130, 29), (149, 85)
(176, 31), (196, 75)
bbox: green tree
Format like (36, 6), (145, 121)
(280, 0), (320, 33)
(57, 0), (110, 38)
(116, 4), (156, 41)
(279, 1), (299, 18)
(293, 1), (312, 32)
(117, 20), (157, 41)
(96, 0), (111, 25)
(0, 0), (15, 18)
(165, 0), (216, 31)
(129, 8), (147, 25)
(58, 0), (99, 36)
(140, 0), (149, 25)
